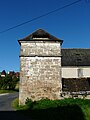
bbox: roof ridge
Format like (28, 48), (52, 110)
(18, 28), (63, 44)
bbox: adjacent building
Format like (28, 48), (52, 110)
(62, 49), (90, 78)
(1, 70), (6, 77)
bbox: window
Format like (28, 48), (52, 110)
(78, 68), (83, 78)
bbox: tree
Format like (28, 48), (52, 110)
(0, 74), (19, 90)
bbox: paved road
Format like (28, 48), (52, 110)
(0, 92), (33, 120)
(0, 92), (19, 111)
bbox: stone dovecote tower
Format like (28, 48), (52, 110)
(18, 29), (63, 105)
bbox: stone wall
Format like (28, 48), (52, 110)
(19, 42), (62, 105)
(20, 42), (61, 56)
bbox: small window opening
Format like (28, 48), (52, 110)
(75, 53), (80, 56)
(78, 68), (83, 78)
(77, 58), (82, 61)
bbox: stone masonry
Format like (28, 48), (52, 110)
(18, 29), (63, 105)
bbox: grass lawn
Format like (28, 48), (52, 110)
(12, 98), (90, 120)
(0, 89), (19, 94)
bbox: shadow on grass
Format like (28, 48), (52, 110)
(0, 105), (85, 120)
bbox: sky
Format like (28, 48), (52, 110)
(0, 0), (90, 72)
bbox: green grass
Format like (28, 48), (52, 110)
(0, 89), (17, 94)
(0, 90), (10, 94)
(12, 98), (90, 120)
(12, 98), (29, 111)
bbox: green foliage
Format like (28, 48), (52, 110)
(12, 98), (28, 110)
(25, 98), (33, 109)
(33, 99), (59, 109)
(31, 98), (84, 110)
(15, 98), (90, 110)
(0, 75), (19, 90)
(0, 90), (16, 93)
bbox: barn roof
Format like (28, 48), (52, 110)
(18, 29), (63, 44)
(62, 48), (90, 66)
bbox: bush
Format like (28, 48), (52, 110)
(25, 98), (33, 109)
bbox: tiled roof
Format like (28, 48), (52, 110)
(18, 29), (63, 43)
(61, 49), (90, 66)
(1, 70), (6, 75)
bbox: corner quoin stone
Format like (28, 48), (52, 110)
(18, 29), (63, 105)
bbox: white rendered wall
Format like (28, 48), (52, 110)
(62, 67), (90, 78)
(62, 67), (78, 78)
(83, 68), (90, 78)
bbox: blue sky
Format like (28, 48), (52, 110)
(0, 0), (90, 72)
